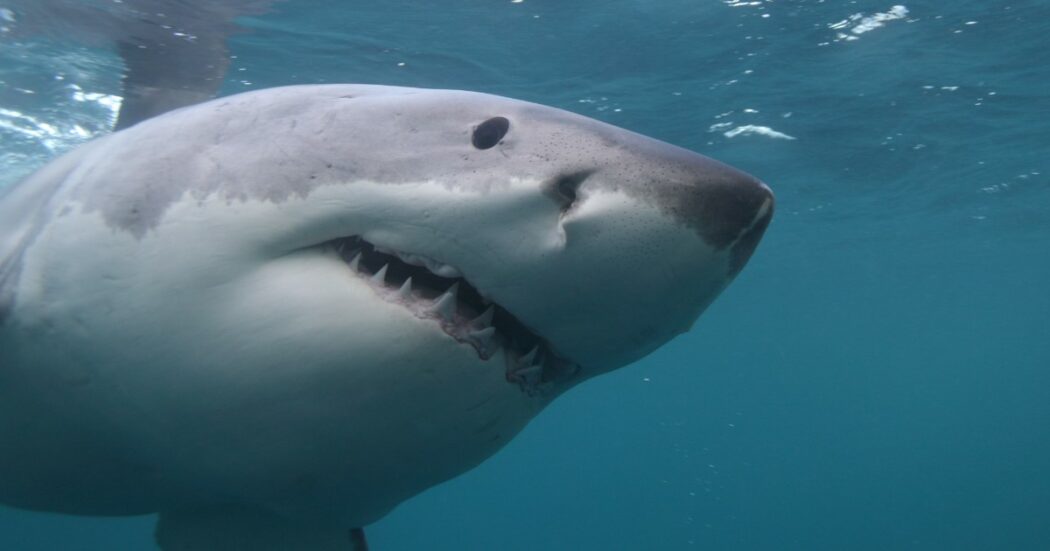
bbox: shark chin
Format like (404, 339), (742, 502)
(0, 83), (773, 550)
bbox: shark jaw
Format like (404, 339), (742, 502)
(325, 236), (579, 394)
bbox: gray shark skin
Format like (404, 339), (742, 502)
(2, 0), (280, 128)
(0, 84), (773, 549)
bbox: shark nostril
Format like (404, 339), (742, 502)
(546, 171), (591, 212)
(555, 178), (578, 209)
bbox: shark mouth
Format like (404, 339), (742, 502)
(326, 236), (578, 392)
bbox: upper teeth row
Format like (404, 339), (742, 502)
(374, 246), (463, 278)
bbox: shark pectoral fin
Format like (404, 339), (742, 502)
(115, 30), (231, 130)
(155, 506), (363, 551)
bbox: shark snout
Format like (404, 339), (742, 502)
(663, 154), (774, 276)
(724, 177), (773, 276)
(703, 168), (773, 276)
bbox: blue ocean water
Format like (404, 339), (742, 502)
(1, 0), (1047, 549)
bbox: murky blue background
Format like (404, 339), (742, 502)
(2, 1), (1048, 548)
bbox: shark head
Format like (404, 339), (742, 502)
(82, 84), (772, 391)
(270, 85), (774, 386)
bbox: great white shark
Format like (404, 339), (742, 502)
(2, 82), (773, 549)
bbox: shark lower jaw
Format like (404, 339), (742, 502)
(324, 236), (579, 393)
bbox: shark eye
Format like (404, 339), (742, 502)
(472, 117), (510, 150)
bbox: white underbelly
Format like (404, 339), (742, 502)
(0, 208), (545, 525)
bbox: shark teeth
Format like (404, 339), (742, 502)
(470, 305), (495, 328)
(328, 235), (578, 393)
(507, 344), (579, 391)
(520, 345), (539, 365)
(469, 326), (496, 341)
(371, 264), (389, 284)
(468, 327), (498, 359)
(513, 364), (543, 386)
(397, 277), (413, 300)
(430, 284), (458, 321)
(508, 346), (545, 386)
(383, 249), (463, 278)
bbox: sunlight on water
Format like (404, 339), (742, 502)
(0, 37), (121, 185)
(827, 5), (911, 43)
(0, 84), (118, 146)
